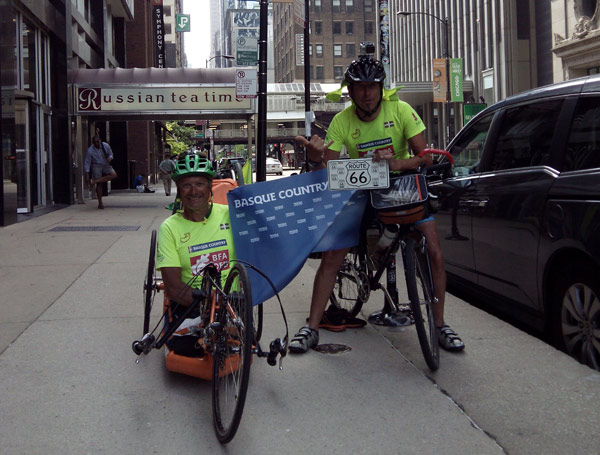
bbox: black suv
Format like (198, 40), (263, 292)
(429, 74), (600, 370)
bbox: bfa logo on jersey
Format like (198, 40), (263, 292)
(190, 250), (230, 275)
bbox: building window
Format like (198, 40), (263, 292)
(316, 66), (324, 80)
(345, 21), (353, 35)
(364, 21), (374, 35)
(333, 21), (341, 34)
(333, 0), (340, 12)
(314, 21), (322, 35)
(316, 44), (323, 57)
(345, 0), (354, 13)
(314, 0), (321, 12)
(333, 44), (342, 57)
(364, 0), (373, 12)
(346, 43), (355, 58)
(309, 44), (313, 56)
(334, 66), (344, 79)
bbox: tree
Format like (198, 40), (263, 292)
(166, 121), (198, 156)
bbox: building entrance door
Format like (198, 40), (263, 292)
(15, 99), (31, 213)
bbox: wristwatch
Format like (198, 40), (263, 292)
(307, 157), (323, 168)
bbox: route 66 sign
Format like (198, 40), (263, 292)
(327, 159), (389, 190)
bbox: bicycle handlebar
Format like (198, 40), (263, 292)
(418, 148), (454, 165)
(132, 333), (156, 355)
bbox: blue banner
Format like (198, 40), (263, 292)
(227, 169), (368, 304)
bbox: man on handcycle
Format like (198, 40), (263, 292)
(156, 154), (236, 356)
(291, 55), (464, 354)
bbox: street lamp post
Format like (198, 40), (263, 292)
(398, 11), (451, 147)
(205, 54), (234, 68)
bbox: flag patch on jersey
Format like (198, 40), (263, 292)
(384, 121), (395, 128)
(220, 223), (230, 230)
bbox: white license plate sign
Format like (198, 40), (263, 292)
(327, 159), (389, 190)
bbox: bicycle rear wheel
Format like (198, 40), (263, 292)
(212, 263), (253, 443)
(403, 236), (439, 371)
(143, 230), (159, 334)
(329, 249), (369, 317)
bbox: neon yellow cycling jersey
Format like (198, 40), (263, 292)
(156, 203), (236, 287)
(325, 98), (426, 160)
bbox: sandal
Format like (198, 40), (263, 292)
(289, 326), (319, 354)
(437, 324), (465, 352)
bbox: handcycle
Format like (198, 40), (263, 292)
(327, 149), (454, 371)
(132, 230), (287, 443)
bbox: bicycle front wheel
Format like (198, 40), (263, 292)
(403, 236), (439, 371)
(143, 230), (158, 335)
(329, 250), (369, 317)
(212, 263), (253, 443)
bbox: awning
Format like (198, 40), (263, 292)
(68, 67), (256, 120)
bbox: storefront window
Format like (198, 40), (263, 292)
(21, 20), (36, 96)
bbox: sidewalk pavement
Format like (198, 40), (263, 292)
(0, 187), (599, 455)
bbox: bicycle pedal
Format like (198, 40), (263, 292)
(368, 310), (413, 327)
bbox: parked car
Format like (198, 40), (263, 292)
(428, 74), (600, 370)
(266, 157), (283, 175)
(218, 156), (246, 168)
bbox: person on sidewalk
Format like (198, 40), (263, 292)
(290, 56), (465, 354)
(158, 152), (176, 196)
(133, 174), (155, 193)
(84, 135), (117, 209)
(156, 155), (236, 356)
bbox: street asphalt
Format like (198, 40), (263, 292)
(0, 178), (599, 455)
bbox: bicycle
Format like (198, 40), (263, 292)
(328, 149), (454, 371)
(133, 230), (286, 443)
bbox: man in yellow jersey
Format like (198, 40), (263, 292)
(156, 155), (236, 356)
(290, 56), (464, 354)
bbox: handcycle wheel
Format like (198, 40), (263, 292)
(212, 263), (253, 443)
(403, 236), (440, 371)
(329, 249), (369, 317)
(143, 230), (158, 335)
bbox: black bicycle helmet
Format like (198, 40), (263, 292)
(172, 155), (215, 182)
(344, 56), (386, 85)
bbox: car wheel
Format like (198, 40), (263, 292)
(551, 264), (600, 370)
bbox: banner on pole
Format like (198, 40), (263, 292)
(450, 58), (464, 102)
(432, 58), (447, 103)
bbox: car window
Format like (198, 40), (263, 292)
(563, 96), (600, 171)
(491, 100), (562, 171)
(450, 113), (493, 176)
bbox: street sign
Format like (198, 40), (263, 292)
(175, 14), (190, 32)
(327, 159), (389, 190)
(236, 69), (257, 98)
(463, 103), (487, 123)
(235, 32), (258, 66)
(295, 34), (304, 66)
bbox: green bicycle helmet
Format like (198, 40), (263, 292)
(172, 155), (215, 182)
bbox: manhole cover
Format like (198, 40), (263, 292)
(48, 226), (140, 232)
(313, 343), (352, 354)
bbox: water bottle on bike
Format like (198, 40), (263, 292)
(369, 224), (399, 271)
